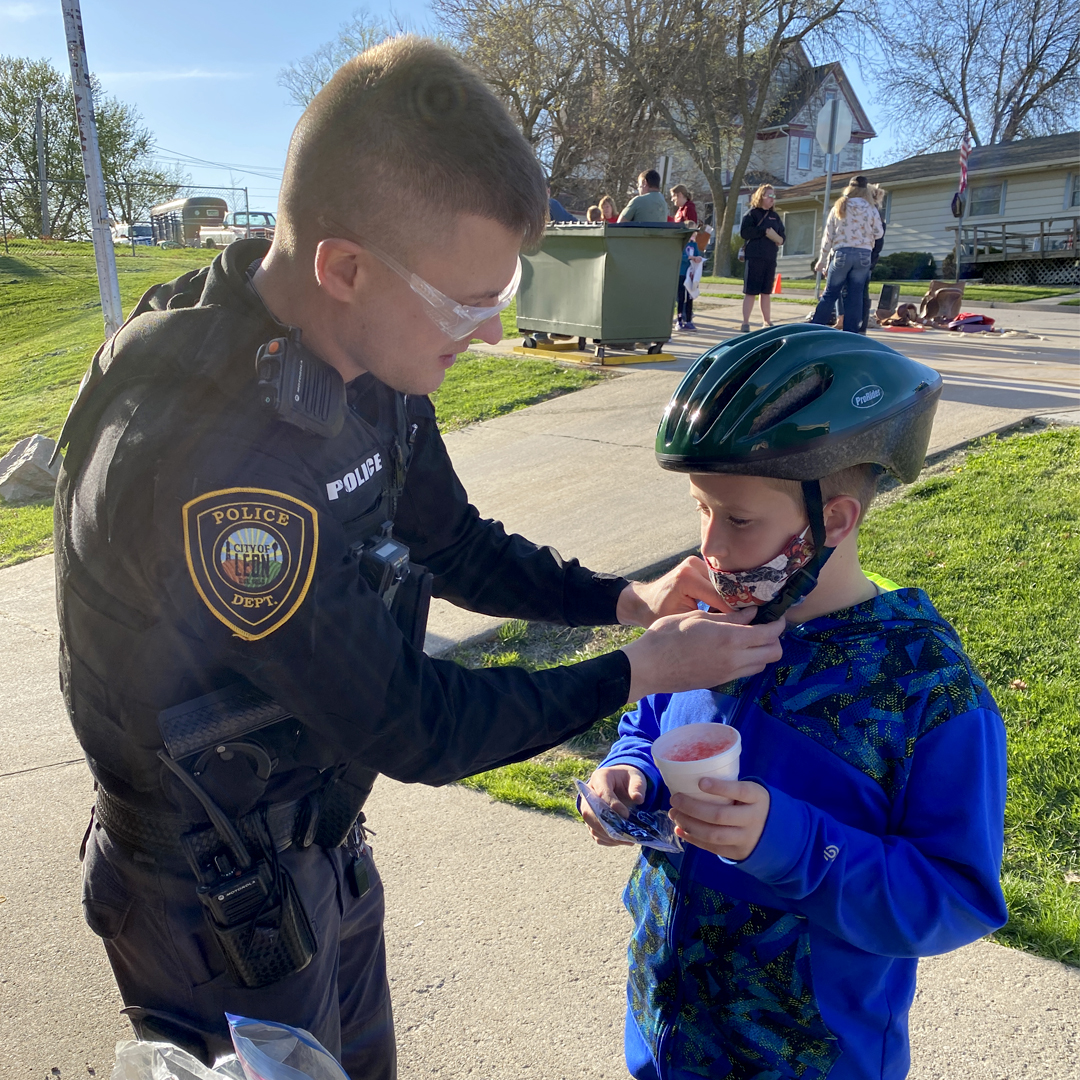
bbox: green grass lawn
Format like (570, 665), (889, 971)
(702, 275), (1075, 303)
(1060, 298), (1079, 306)
(454, 428), (1080, 966)
(0, 247), (602, 568)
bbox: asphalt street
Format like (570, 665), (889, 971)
(1, 302), (1078, 1078)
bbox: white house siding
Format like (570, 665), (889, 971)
(785, 137), (864, 188)
(754, 134), (789, 183)
(782, 74), (866, 187)
(773, 164), (1077, 274)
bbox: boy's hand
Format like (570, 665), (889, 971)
(617, 556), (728, 627)
(668, 778), (771, 862)
(580, 765), (648, 847)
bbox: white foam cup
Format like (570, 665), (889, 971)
(652, 723), (742, 804)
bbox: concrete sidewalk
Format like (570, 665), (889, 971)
(2, 342), (1079, 1077)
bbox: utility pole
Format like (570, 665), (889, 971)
(812, 95), (852, 300)
(61, 0), (123, 339)
(35, 96), (50, 237)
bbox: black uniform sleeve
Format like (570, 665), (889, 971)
(150, 429), (631, 787)
(394, 397), (629, 628)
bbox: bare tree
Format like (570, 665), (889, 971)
(585, 0), (862, 275)
(432, 0), (660, 201)
(277, 10), (399, 107)
(876, 0), (1080, 151)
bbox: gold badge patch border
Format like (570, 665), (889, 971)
(182, 486), (320, 642)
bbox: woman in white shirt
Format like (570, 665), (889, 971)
(811, 176), (883, 333)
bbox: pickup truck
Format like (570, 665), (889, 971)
(200, 210), (276, 248)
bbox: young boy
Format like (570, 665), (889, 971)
(676, 228), (708, 331)
(582, 325), (1008, 1080)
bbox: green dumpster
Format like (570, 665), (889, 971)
(516, 223), (692, 358)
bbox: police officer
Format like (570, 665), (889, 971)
(56, 39), (784, 1077)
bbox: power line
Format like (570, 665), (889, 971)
(152, 144), (284, 181)
(0, 114), (35, 159)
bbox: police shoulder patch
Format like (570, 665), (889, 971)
(183, 487), (319, 641)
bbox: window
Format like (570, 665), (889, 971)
(797, 137), (813, 171)
(1068, 174), (1079, 208)
(881, 191), (892, 224)
(969, 180), (1006, 216)
(783, 210), (817, 255)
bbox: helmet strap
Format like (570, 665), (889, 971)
(801, 480), (829, 550)
(750, 479), (836, 626)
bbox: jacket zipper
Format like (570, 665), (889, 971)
(654, 844), (695, 1078)
(652, 676), (769, 1077)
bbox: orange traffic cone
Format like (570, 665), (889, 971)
(774, 273), (782, 294)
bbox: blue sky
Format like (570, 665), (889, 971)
(2, 0), (899, 212)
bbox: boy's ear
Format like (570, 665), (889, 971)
(822, 495), (862, 548)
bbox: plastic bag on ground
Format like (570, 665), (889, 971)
(227, 1014), (349, 1080)
(111, 1040), (245, 1080)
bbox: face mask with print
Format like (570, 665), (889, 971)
(707, 526), (815, 609)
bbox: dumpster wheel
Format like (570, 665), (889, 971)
(647, 342), (666, 355)
(521, 336), (537, 349)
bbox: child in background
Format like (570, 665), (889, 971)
(676, 229), (707, 331)
(581, 326), (1007, 1080)
(671, 185), (698, 226)
(587, 205), (604, 222)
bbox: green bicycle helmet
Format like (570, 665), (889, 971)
(657, 324), (943, 624)
(655, 323), (942, 482)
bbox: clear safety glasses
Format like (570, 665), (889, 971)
(320, 216), (521, 341)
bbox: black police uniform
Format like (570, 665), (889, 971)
(55, 239), (632, 1074)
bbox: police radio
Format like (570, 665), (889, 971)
(255, 330), (346, 439)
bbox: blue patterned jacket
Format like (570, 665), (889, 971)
(602, 587), (1007, 1080)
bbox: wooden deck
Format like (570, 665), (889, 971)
(949, 215), (1079, 265)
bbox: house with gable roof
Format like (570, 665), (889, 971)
(750, 45), (876, 190)
(657, 46), (876, 228)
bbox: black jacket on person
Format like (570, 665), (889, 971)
(54, 238), (631, 826)
(740, 207), (785, 262)
(870, 217), (887, 271)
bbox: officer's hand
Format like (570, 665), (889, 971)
(579, 765), (648, 847)
(616, 557), (727, 627)
(620, 607), (784, 703)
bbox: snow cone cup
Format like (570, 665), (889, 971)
(652, 723), (742, 804)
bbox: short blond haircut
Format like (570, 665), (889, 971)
(765, 464), (881, 524)
(586, 205), (603, 222)
(277, 36), (547, 259)
(750, 184), (776, 209)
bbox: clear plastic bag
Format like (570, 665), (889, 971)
(227, 1014), (349, 1080)
(110, 1040), (245, 1080)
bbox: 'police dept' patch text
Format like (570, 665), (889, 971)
(327, 455), (383, 501)
(852, 385), (884, 409)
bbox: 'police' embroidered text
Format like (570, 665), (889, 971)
(326, 455), (383, 501)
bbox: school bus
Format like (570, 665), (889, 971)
(149, 197), (229, 247)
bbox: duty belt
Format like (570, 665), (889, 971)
(95, 786), (314, 860)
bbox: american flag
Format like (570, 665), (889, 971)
(959, 132), (972, 193)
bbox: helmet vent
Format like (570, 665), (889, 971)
(748, 366), (830, 435)
(693, 340), (783, 444)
